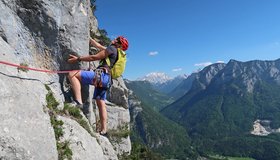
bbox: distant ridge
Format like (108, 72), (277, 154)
(137, 72), (172, 84)
(138, 72), (188, 94)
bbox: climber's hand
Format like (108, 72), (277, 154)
(68, 54), (80, 63)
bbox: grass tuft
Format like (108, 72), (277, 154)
(17, 63), (29, 72)
(57, 141), (73, 160)
(45, 84), (72, 160)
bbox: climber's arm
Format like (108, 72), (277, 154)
(68, 49), (109, 63)
(90, 37), (106, 50)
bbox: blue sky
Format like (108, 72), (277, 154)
(95, 0), (280, 80)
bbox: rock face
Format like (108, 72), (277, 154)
(0, 35), (58, 160)
(251, 119), (280, 136)
(0, 0), (131, 159)
(58, 116), (105, 160)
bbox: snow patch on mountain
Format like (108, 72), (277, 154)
(138, 72), (173, 84)
(137, 72), (189, 94)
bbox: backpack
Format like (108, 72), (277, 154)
(105, 48), (127, 79)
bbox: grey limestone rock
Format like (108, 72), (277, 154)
(0, 0), (131, 159)
(58, 116), (105, 160)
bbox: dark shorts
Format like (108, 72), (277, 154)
(80, 70), (111, 100)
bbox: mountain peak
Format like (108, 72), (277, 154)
(175, 74), (188, 79)
(138, 72), (172, 84)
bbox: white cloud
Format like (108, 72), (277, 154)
(172, 68), (182, 72)
(194, 62), (213, 67)
(149, 51), (158, 56)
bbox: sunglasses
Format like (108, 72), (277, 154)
(115, 38), (120, 42)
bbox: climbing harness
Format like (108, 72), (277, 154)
(92, 67), (110, 88)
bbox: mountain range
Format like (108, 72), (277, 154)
(138, 72), (173, 84)
(128, 58), (280, 159)
(161, 59), (280, 159)
(137, 72), (188, 98)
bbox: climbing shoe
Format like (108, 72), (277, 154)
(69, 100), (83, 109)
(99, 131), (108, 137)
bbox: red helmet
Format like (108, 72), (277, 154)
(117, 36), (129, 51)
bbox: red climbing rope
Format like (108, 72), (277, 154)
(0, 60), (79, 74)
